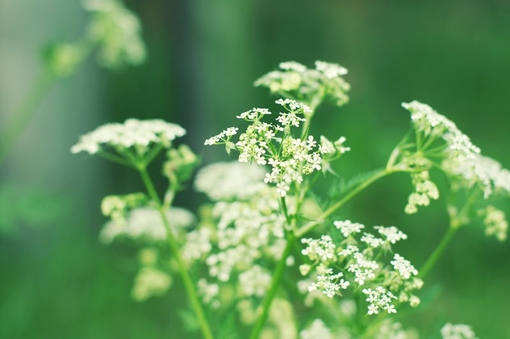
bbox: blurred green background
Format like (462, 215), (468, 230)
(1, 0), (509, 337)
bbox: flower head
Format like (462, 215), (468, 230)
(71, 119), (185, 155)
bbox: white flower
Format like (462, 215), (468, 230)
(194, 162), (267, 201)
(334, 219), (365, 237)
(83, 0), (147, 69)
(362, 287), (398, 315)
(301, 236), (336, 263)
(403, 101), (479, 152)
(131, 267), (172, 301)
(198, 278), (220, 307)
(480, 205), (508, 241)
(441, 323), (477, 339)
(300, 319), (333, 339)
(315, 60), (348, 78)
(238, 265), (272, 297)
(71, 119), (185, 154)
(99, 206), (194, 243)
(375, 226), (408, 244)
(391, 254), (418, 279)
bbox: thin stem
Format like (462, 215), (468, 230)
(418, 225), (457, 280)
(296, 168), (399, 238)
(138, 166), (213, 339)
(0, 70), (55, 166)
(419, 188), (480, 280)
(249, 234), (294, 339)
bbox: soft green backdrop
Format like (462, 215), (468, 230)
(1, 0), (509, 338)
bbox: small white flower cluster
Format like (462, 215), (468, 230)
(83, 0), (147, 69)
(334, 219), (365, 237)
(441, 323), (478, 339)
(238, 265), (272, 297)
(194, 162), (267, 201)
(203, 127), (239, 146)
(401, 101), (510, 201)
(186, 163), (287, 307)
(131, 267), (172, 302)
(300, 220), (422, 315)
(363, 287), (397, 314)
(197, 278), (220, 309)
(206, 100), (345, 197)
(405, 171), (440, 214)
(71, 119), (186, 155)
(391, 254), (418, 280)
(99, 206), (195, 243)
(479, 205), (508, 241)
(307, 264), (350, 298)
(402, 101), (480, 158)
(299, 319), (334, 339)
(319, 135), (351, 155)
(254, 60), (351, 108)
(373, 320), (419, 339)
(443, 153), (510, 199)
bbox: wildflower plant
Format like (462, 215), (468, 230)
(72, 60), (509, 338)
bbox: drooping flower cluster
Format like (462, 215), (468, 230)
(205, 99), (349, 196)
(71, 119), (186, 155)
(405, 170), (440, 214)
(254, 61), (351, 108)
(300, 221), (422, 315)
(478, 205), (508, 241)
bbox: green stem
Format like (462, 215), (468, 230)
(138, 166), (213, 339)
(0, 70), (55, 166)
(296, 168), (398, 238)
(249, 234), (294, 339)
(418, 225), (458, 280)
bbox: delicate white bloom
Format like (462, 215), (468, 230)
(204, 127), (238, 145)
(300, 319), (333, 339)
(307, 265), (350, 298)
(279, 61), (307, 72)
(72, 119), (185, 154)
(238, 265), (272, 297)
(443, 153), (510, 198)
(360, 233), (385, 248)
(391, 254), (418, 279)
(375, 226), (408, 244)
(255, 60), (350, 107)
(405, 171), (440, 214)
(182, 228), (212, 263)
(347, 252), (379, 285)
(83, 0), (147, 68)
(374, 320), (418, 339)
(334, 219), (365, 237)
(301, 236), (336, 263)
(276, 98), (312, 114)
(441, 323), (478, 339)
(99, 206), (195, 243)
(194, 162), (266, 201)
(479, 205), (508, 241)
(131, 267), (172, 301)
(362, 287), (398, 315)
(402, 101), (480, 157)
(315, 60), (348, 78)
(198, 278), (220, 308)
